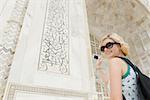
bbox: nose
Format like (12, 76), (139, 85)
(104, 48), (108, 52)
(104, 47), (108, 52)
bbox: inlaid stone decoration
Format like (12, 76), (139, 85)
(4, 83), (88, 100)
(38, 0), (69, 75)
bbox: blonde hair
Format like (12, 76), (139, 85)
(100, 33), (129, 56)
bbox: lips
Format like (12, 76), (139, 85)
(105, 51), (111, 55)
(105, 50), (113, 57)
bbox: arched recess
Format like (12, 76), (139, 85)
(85, 0), (150, 99)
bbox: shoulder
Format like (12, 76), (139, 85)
(109, 57), (124, 66)
(108, 57), (125, 72)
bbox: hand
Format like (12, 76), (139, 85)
(96, 58), (103, 70)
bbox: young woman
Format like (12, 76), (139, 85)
(96, 33), (139, 100)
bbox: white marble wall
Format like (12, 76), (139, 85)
(0, 0), (29, 99)
(15, 92), (84, 100)
(3, 0), (93, 99)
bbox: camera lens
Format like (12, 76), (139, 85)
(94, 55), (98, 59)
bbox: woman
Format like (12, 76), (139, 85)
(96, 33), (139, 100)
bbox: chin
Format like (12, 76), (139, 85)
(105, 54), (113, 59)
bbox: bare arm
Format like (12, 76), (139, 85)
(109, 58), (123, 100)
(96, 58), (108, 83)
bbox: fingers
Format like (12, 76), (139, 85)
(96, 58), (102, 65)
(96, 59), (103, 69)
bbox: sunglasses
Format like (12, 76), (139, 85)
(100, 42), (120, 52)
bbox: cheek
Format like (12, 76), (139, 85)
(111, 46), (119, 53)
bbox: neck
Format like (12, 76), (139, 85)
(110, 52), (125, 59)
(118, 54), (125, 57)
(117, 51), (125, 57)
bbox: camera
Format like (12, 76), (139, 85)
(94, 55), (99, 60)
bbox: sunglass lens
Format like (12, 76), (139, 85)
(106, 42), (113, 49)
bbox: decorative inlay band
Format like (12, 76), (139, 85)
(38, 0), (69, 75)
(5, 83), (88, 100)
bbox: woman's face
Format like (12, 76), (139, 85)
(101, 38), (121, 58)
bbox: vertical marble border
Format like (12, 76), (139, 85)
(38, 0), (70, 75)
(5, 83), (88, 100)
(0, 0), (29, 99)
